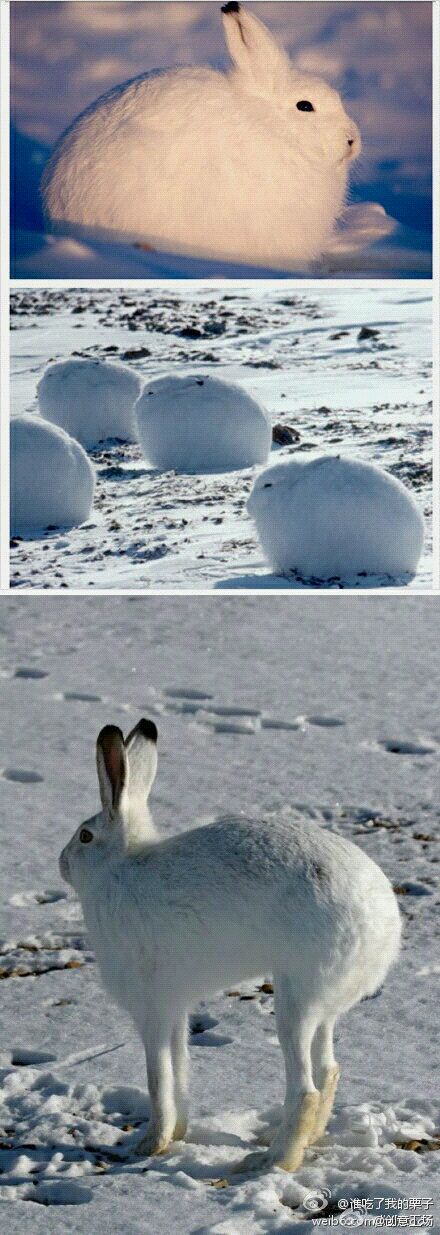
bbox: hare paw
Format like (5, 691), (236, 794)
(135, 1127), (172, 1158)
(172, 1118), (188, 1142)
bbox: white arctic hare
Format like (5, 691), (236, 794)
(42, 4), (361, 267)
(59, 720), (400, 1173)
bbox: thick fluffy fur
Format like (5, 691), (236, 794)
(247, 456), (424, 580)
(42, 6), (361, 266)
(59, 720), (400, 1173)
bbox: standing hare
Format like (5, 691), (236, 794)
(59, 719), (401, 1173)
(43, 4), (361, 267)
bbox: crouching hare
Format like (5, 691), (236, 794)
(43, 4), (361, 268)
(59, 720), (401, 1173)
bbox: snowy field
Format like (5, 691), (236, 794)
(0, 594), (439, 1232)
(10, 2), (432, 278)
(10, 284), (432, 591)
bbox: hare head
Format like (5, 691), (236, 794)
(59, 719), (158, 891)
(222, 3), (361, 167)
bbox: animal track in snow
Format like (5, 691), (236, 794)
(13, 667), (49, 680)
(0, 768), (44, 783)
(9, 889), (68, 907)
(202, 717), (260, 736)
(164, 688), (214, 702)
(190, 1012), (233, 1048)
(61, 691), (104, 703)
(377, 738), (437, 756)
(25, 1181), (93, 1206)
(207, 706), (262, 719)
(11, 1048), (57, 1066)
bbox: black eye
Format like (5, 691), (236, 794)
(80, 828), (93, 844)
(296, 100), (315, 112)
(263, 483), (273, 489)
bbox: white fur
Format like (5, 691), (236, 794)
(42, 6), (361, 267)
(11, 414), (95, 536)
(247, 455), (424, 580)
(135, 374), (271, 472)
(59, 719), (401, 1172)
(37, 358), (142, 449)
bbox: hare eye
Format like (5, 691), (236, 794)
(80, 828), (93, 844)
(296, 100), (315, 113)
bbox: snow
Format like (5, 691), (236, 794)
(10, 416), (95, 538)
(11, 206), (432, 281)
(247, 456), (424, 582)
(10, 285), (432, 590)
(0, 595), (439, 1232)
(135, 375), (271, 473)
(37, 358), (142, 449)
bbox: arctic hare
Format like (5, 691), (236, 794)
(42, 4), (361, 267)
(59, 720), (400, 1173)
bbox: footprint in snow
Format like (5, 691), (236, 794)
(1, 768), (44, 783)
(25, 1181), (93, 1206)
(378, 739), (437, 756)
(190, 1012), (233, 1048)
(212, 720), (259, 736)
(62, 691), (104, 703)
(208, 706), (262, 718)
(13, 667), (49, 680)
(9, 888), (67, 906)
(164, 688), (214, 701)
(11, 1048), (57, 1066)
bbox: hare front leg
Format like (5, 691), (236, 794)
(171, 1015), (189, 1141)
(136, 1028), (177, 1157)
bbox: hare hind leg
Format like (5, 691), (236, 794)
(310, 1020), (339, 1144)
(270, 979), (321, 1171)
(232, 979), (319, 1174)
(171, 1015), (189, 1141)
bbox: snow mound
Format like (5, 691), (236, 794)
(11, 415), (95, 536)
(135, 375), (271, 472)
(247, 455), (424, 580)
(37, 357), (142, 449)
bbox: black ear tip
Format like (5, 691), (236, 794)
(138, 718), (158, 744)
(98, 724), (124, 746)
(222, 2), (240, 14)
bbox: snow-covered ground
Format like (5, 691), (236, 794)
(11, 208), (432, 281)
(10, 284), (432, 591)
(0, 595), (439, 1232)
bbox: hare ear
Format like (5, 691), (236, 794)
(125, 718), (158, 805)
(221, 4), (290, 91)
(96, 725), (128, 813)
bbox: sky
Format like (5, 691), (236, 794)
(10, 1), (432, 235)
